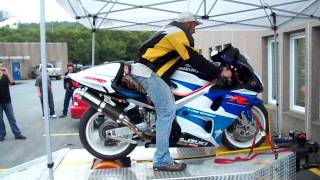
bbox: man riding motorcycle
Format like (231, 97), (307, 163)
(128, 11), (232, 172)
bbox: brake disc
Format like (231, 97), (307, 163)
(232, 118), (257, 142)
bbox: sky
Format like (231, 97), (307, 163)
(1, 0), (74, 23)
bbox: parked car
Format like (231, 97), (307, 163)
(31, 63), (62, 80)
(74, 64), (92, 73)
(81, 65), (92, 71)
(70, 81), (89, 119)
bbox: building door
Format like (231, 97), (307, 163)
(11, 62), (21, 80)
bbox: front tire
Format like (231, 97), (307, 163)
(79, 107), (136, 159)
(222, 105), (269, 150)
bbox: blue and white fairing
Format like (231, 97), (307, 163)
(176, 94), (236, 147)
(171, 65), (263, 147)
(170, 64), (210, 97)
(175, 90), (263, 147)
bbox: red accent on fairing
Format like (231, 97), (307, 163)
(228, 95), (249, 105)
(173, 81), (213, 97)
(84, 76), (107, 83)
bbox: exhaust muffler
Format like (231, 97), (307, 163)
(75, 88), (150, 140)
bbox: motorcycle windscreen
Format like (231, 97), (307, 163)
(211, 45), (263, 93)
(234, 59), (264, 93)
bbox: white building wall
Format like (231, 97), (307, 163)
(194, 21), (320, 142)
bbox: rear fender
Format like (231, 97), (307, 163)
(69, 63), (123, 93)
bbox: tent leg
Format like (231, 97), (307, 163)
(92, 31), (95, 66)
(271, 12), (281, 135)
(273, 29), (280, 134)
(40, 0), (54, 179)
(305, 24), (311, 140)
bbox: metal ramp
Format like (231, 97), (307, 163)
(0, 148), (69, 180)
(0, 147), (296, 180)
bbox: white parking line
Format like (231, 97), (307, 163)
(43, 133), (79, 137)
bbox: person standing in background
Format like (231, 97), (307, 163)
(0, 61), (26, 141)
(35, 69), (56, 118)
(59, 64), (75, 118)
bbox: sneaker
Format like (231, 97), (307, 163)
(50, 114), (57, 118)
(15, 135), (26, 140)
(0, 137), (4, 141)
(59, 114), (66, 118)
(153, 162), (186, 172)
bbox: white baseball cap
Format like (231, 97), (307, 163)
(177, 11), (202, 25)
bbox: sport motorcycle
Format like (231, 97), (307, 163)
(69, 45), (268, 160)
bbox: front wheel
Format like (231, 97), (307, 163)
(222, 104), (269, 150)
(79, 107), (137, 160)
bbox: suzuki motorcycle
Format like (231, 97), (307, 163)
(69, 45), (268, 160)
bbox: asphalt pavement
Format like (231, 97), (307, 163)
(0, 79), (83, 169)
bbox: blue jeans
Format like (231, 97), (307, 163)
(62, 90), (74, 115)
(0, 103), (23, 138)
(132, 73), (176, 167)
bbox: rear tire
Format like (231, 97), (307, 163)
(79, 107), (136, 160)
(222, 104), (269, 150)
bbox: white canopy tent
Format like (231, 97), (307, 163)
(57, 0), (320, 31)
(56, 0), (320, 65)
(40, 0), (319, 178)
(56, 0), (320, 137)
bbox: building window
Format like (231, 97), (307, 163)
(290, 33), (306, 112)
(267, 38), (278, 104)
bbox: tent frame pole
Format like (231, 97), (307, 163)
(306, 24), (312, 140)
(95, 0), (184, 16)
(271, 12), (280, 134)
(40, 0), (54, 179)
(92, 16), (96, 66)
(92, 31), (95, 66)
(224, 0), (320, 18)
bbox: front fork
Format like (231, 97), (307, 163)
(242, 106), (266, 137)
(244, 108), (253, 122)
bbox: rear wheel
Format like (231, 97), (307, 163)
(79, 107), (136, 159)
(222, 105), (268, 150)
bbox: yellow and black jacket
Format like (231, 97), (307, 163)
(137, 21), (221, 83)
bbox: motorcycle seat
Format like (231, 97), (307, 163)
(114, 83), (153, 107)
(110, 61), (147, 100)
(115, 85), (147, 99)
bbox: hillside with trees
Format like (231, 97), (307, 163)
(0, 22), (152, 65)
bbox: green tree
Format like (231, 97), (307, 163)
(0, 22), (152, 65)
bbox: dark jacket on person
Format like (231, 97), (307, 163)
(0, 74), (11, 104)
(63, 72), (74, 91)
(137, 21), (221, 84)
